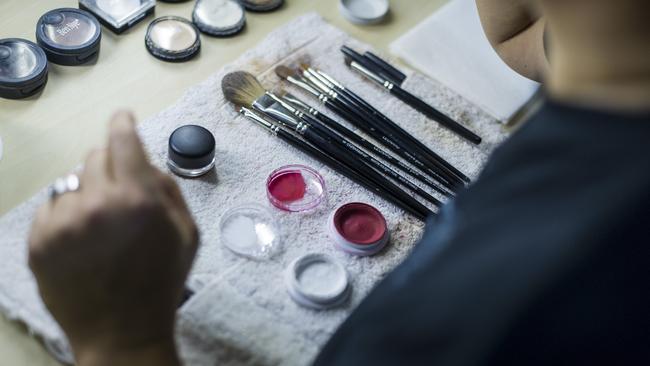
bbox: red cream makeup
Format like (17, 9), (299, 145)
(266, 165), (325, 212)
(329, 202), (389, 256)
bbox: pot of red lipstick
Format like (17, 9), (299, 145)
(266, 164), (326, 212)
(328, 202), (389, 256)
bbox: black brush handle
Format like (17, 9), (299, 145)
(390, 85), (482, 145)
(300, 127), (433, 218)
(313, 111), (453, 197)
(277, 129), (428, 220)
(364, 51), (407, 86)
(325, 96), (462, 192)
(304, 115), (442, 207)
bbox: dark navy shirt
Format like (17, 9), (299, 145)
(314, 100), (650, 365)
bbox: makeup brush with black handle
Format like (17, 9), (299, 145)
(311, 65), (471, 184)
(222, 71), (434, 217)
(275, 65), (460, 192)
(300, 67), (466, 188)
(343, 55), (482, 145)
(267, 92), (443, 207)
(280, 92), (454, 198)
(239, 107), (429, 220)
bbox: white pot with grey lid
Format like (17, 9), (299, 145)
(36, 8), (102, 66)
(0, 38), (48, 99)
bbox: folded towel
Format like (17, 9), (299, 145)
(390, 0), (540, 123)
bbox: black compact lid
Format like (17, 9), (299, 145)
(36, 8), (102, 66)
(168, 125), (216, 169)
(0, 38), (49, 99)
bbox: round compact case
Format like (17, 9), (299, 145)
(0, 38), (49, 99)
(36, 8), (102, 66)
(339, 0), (389, 25)
(285, 253), (351, 310)
(145, 16), (201, 62)
(192, 0), (246, 37)
(238, 0), (284, 12)
(167, 125), (216, 178)
(328, 202), (390, 256)
(220, 204), (281, 260)
(266, 165), (326, 212)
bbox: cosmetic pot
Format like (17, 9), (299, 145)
(285, 253), (351, 310)
(146, 16), (201, 62)
(167, 125), (216, 178)
(328, 202), (389, 256)
(339, 0), (389, 25)
(192, 0), (246, 37)
(238, 0), (284, 12)
(219, 204), (281, 260)
(0, 38), (48, 99)
(266, 165), (325, 213)
(79, 0), (155, 34)
(36, 9), (101, 66)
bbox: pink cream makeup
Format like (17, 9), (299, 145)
(328, 202), (389, 256)
(266, 165), (325, 212)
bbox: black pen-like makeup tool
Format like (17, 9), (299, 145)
(239, 107), (429, 220)
(280, 92), (454, 198)
(275, 66), (460, 192)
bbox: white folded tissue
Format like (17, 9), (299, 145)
(390, 0), (540, 123)
(0, 13), (509, 366)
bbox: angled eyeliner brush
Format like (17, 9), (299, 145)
(313, 66), (471, 185)
(267, 92), (443, 207)
(280, 92), (454, 198)
(222, 71), (434, 218)
(239, 107), (428, 220)
(300, 67), (465, 189)
(275, 66), (460, 192)
(344, 57), (482, 145)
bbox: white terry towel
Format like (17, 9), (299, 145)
(390, 0), (540, 123)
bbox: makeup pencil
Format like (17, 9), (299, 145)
(222, 72), (435, 217)
(239, 107), (429, 220)
(275, 66), (461, 192)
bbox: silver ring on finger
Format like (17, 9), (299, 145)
(48, 174), (81, 200)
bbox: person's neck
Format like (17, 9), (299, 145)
(543, 6), (650, 112)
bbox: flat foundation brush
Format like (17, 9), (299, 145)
(222, 71), (434, 217)
(239, 107), (429, 221)
(275, 65), (460, 192)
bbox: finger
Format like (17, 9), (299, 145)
(107, 110), (150, 182)
(153, 169), (189, 211)
(81, 148), (111, 192)
(28, 201), (53, 252)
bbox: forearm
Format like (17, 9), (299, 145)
(476, 0), (549, 81)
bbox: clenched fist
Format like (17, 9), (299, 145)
(28, 111), (198, 366)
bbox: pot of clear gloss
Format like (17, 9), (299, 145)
(167, 125), (216, 178)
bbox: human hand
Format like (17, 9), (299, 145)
(28, 111), (198, 366)
(476, 0), (549, 81)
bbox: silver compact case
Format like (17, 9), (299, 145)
(146, 16), (201, 62)
(0, 38), (49, 99)
(78, 0), (155, 34)
(36, 8), (102, 66)
(192, 0), (246, 37)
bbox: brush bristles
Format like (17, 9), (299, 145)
(274, 65), (298, 81)
(221, 71), (266, 107)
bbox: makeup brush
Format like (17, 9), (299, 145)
(280, 92), (454, 198)
(343, 56), (482, 145)
(283, 65), (463, 190)
(266, 92), (442, 207)
(307, 65), (471, 185)
(240, 107), (429, 220)
(222, 71), (434, 217)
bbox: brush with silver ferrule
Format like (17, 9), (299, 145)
(280, 92), (454, 198)
(277, 65), (461, 192)
(306, 63), (471, 186)
(344, 57), (482, 145)
(267, 92), (442, 206)
(239, 106), (429, 220)
(223, 71), (433, 218)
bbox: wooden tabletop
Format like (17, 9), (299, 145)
(0, 0), (445, 364)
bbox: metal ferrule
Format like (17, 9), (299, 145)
(287, 76), (321, 97)
(315, 70), (344, 89)
(350, 61), (390, 90)
(301, 70), (331, 94)
(281, 93), (312, 111)
(307, 68), (335, 89)
(295, 121), (309, 135)
(239, 107), (278, 135)
(252, 94), (300, 129)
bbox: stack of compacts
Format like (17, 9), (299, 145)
(222, 55), (473, 221)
